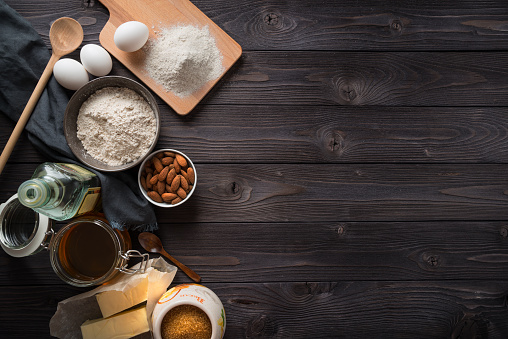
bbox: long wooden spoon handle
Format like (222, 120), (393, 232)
(161, 249), (201, 283)
(0, 53), (59, 175)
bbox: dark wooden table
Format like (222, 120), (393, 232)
(2, 0), (508, 338)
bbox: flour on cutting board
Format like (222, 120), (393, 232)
(143, 25), (224, 98)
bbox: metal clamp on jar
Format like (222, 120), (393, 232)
(0, 194), (148, 287)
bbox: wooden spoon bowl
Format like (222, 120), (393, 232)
(50, 17), (83, 57)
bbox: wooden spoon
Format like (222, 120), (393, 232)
(138, 232), (201, 283)
(0, 17), (83, 175)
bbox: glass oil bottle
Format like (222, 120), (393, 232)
(17, 163), (101, 221)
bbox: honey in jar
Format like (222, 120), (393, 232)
(50, 216), (132, 287)
(57, 220), (118, 280)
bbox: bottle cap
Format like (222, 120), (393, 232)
(17, 179), (49, 208)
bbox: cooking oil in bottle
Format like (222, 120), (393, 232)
(17, 163), (101, 221)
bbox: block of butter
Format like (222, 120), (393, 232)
(96, 276), (149, 318)
(81, 305), (149, 339)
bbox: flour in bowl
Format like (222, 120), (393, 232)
(76, 87), (157, 166)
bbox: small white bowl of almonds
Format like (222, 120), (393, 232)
(138, 149), (196, 207)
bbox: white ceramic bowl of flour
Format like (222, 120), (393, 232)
(64, 76), (160, 172)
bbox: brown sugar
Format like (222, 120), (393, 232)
(161, 304), (212, 339)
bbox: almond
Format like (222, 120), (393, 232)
(140, 176), (148, 191)
(180, 176), (189, 190)
(166, 168), (177, 185)
(166, 184), (174, 193)
(177, 187), (187, 199)
(146, 173), (153, 186)
(153, 157), (163, 172)
(180, 169), (189, 182)
(175, 154), (188, 168)
(164, 151), (176, 157)
(158, 166), (170, 181)
(162, 192), (178, 202)
(170, 175), (181, 192)
(157, 181), (166, 196)
(162, 157), (174, 166)
(173, 157), (181, 173)
(155, 152), (164, 159)
(187, 167), (195, 184)
(148, 191), (163, 203)
(149, 174), (159, 185)
(171, 197), (183, 205)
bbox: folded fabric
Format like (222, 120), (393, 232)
(0, 0), (157, 231)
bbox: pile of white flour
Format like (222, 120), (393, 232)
(144, 25), (224, 98)
(76, 87), (157, 166)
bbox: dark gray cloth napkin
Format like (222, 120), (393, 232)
(0, 0), (158, 232)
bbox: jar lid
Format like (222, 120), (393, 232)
(0, 194), (52, 257)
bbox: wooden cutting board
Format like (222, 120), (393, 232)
(98, 0), (242, 115)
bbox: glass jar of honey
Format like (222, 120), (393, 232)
(0, 194), (148, 287)
(49, 216), (149, 287)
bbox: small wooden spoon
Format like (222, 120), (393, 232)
(0, 17), (83, 175)
(138, 232), (201, 283)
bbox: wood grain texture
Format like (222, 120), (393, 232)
(166, 164), (508, 222)
(207, 51), (508, 107)
(3, 49), (507, 108)
(4, 106), (508, 164)
(0, 282), (506, 338)
(90, 52), (508, 107)
(1, 221), (507, 285)
(2, 0), (508, 338)
(150, 106), (508, 163)
(195, 0), (508, 51)
(1, 164), (508, 223)
(219, 281), (508, 338)
(7, 0), (508, 51)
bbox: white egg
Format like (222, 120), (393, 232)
(80, 44), (112, 77)
(53, 58), (89, 90)
(114, 21), (149, 52)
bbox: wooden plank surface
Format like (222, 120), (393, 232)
(61, 52), (508, 107)
(8, 0), (508, 51)
(5, 105), (508, 164)
(209, 51), (508, 107)
(1, 163), (508, 223)
(1, 221), (507, 285)
(2, 0), (508, 338)
(0, 282), (507, 338)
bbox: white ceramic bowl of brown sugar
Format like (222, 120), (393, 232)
(138, 149), (197, 207)
(64, 76), (160, 172)
(152, 284), (225, 339)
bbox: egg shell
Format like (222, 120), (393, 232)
(114, 21), (149, 52)
(53, 58), (89, 91)
(80, 44), (113, 77)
